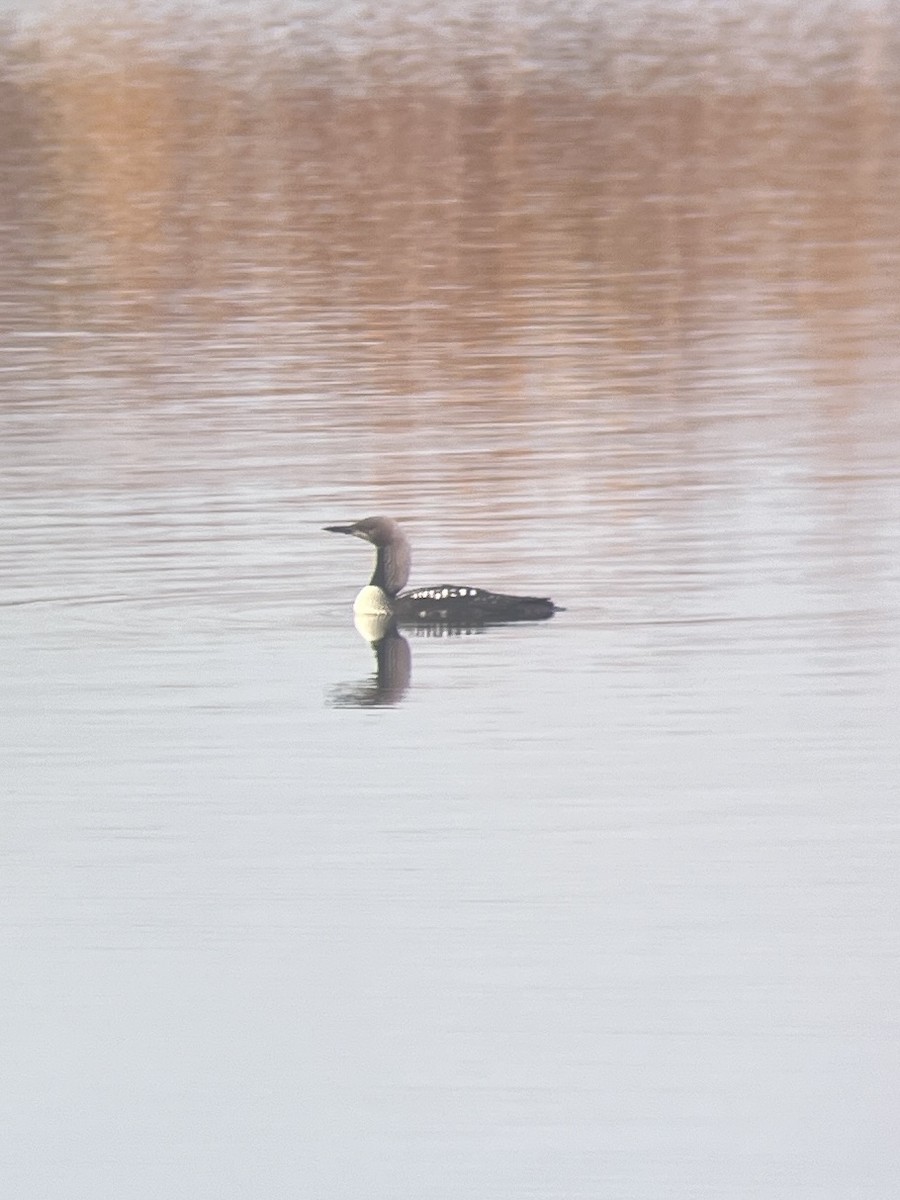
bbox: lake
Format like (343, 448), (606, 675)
(1, 2), (899, 1197)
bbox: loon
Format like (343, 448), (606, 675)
(324, 516), (560, 625)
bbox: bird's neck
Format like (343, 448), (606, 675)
(370, 538), (411, 596)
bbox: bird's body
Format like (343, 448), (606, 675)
(325, 516), (559, 626)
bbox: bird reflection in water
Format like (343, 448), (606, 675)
(328, 611), (412, 708)
(327, 611), (499, 709)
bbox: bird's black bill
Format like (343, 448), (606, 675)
(324, 524), (356, 535)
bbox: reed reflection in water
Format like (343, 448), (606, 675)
(1, 3), (899, 1198)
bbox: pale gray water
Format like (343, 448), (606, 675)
(2, 2), (900, 1197)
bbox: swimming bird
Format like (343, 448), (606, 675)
(324, 516), (560, 626)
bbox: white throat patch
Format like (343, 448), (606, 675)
(353, 585), (393, 617)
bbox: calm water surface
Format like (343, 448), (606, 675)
(1, 2), (899, 1197)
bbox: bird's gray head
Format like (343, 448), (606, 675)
(324, 516), (401, 547)
(323, 516), (411, 596)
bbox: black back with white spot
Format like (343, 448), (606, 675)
(394, 585), (558, 625)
